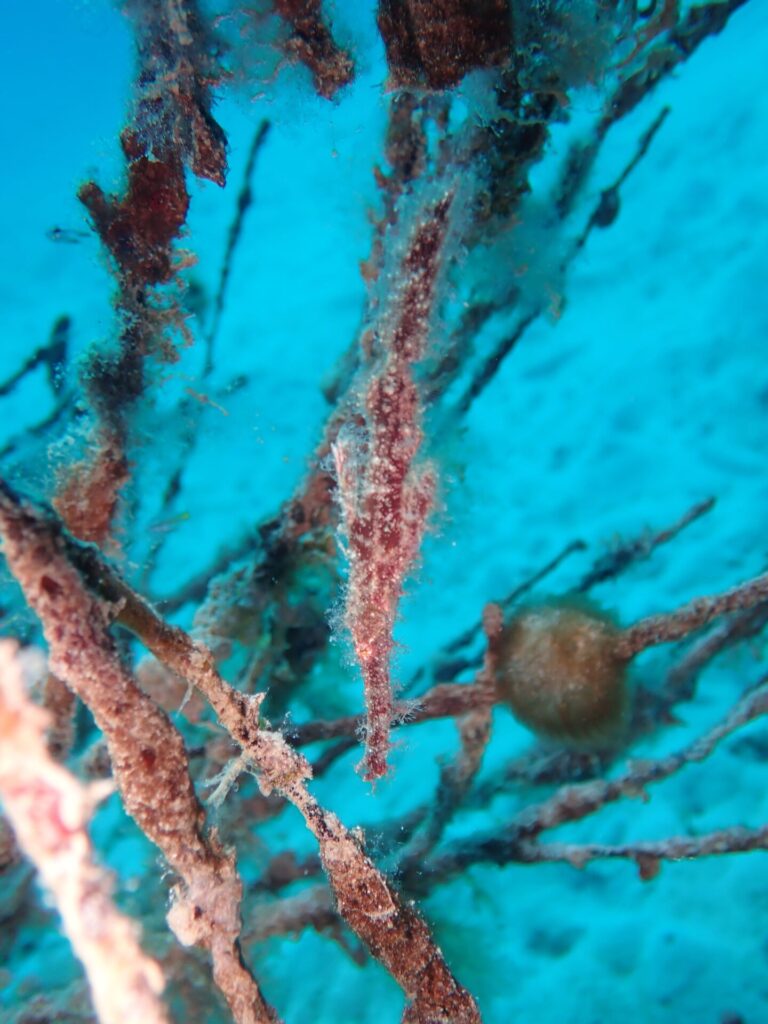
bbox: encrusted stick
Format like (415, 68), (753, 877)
(0, 641), (169, 1024)
(0, 482), (278, 1024)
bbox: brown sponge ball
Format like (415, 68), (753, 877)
(496, 603), (628, 750)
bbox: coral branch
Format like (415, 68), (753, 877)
(577, 497), (715, 592)
(400, 607), (501, 866)
(290, 680), (485, 746)
(517, 825), (768, 877)
(0, 482), (278, 1024)
(53, 434), (130, 546)
(132, 620), (481, 1021)
(335, 192), (454, 780)
(64, 0), (229, 546)
(406, 674), (768, 893)
(617, 571), (768, 659)
(662, 598), (768, 704)
(244, 886), (361, 961)
(206, 119), (272, 374)
(11, 489), (480, 1023)
(0, 315), (69, 399)
(0, 641), (169, 1024)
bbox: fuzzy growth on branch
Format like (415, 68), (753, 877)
(59, 0), (229, 546)
(334, 192), (454, 781)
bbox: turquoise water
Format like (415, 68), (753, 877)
(1, 2), (767, 1022)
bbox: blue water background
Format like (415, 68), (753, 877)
(1, 1), (768, 1021)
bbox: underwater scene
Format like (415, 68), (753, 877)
(1, 1), (767, 1022)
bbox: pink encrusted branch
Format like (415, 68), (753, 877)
(0, 483), (278, 1024)
(334, 192), (454, 780)
(0, 641), (169, 1024)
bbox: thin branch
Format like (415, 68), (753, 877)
(663, 599), (768, 704)
(406, 675), (768, 893)
(617, 571), (768, 659)
(0, 315), (69, 399)
(516, 825), (768, 876)
(577, 497), (715, 591)
(205, 120), (271, 375)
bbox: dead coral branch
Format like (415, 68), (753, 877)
(0, 483), (480, 1024)
(0, 481), (278, 1024)
(0, 641), (169, 1024)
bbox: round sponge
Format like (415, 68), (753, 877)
(496, 603), (628, 750)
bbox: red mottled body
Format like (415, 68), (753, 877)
(335, 194), (453, 780)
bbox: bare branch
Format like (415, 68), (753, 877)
(517, 826), (768, 877)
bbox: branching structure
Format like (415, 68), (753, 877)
(0, 483), (277, 1024)
(0, 1), (765, 1023)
